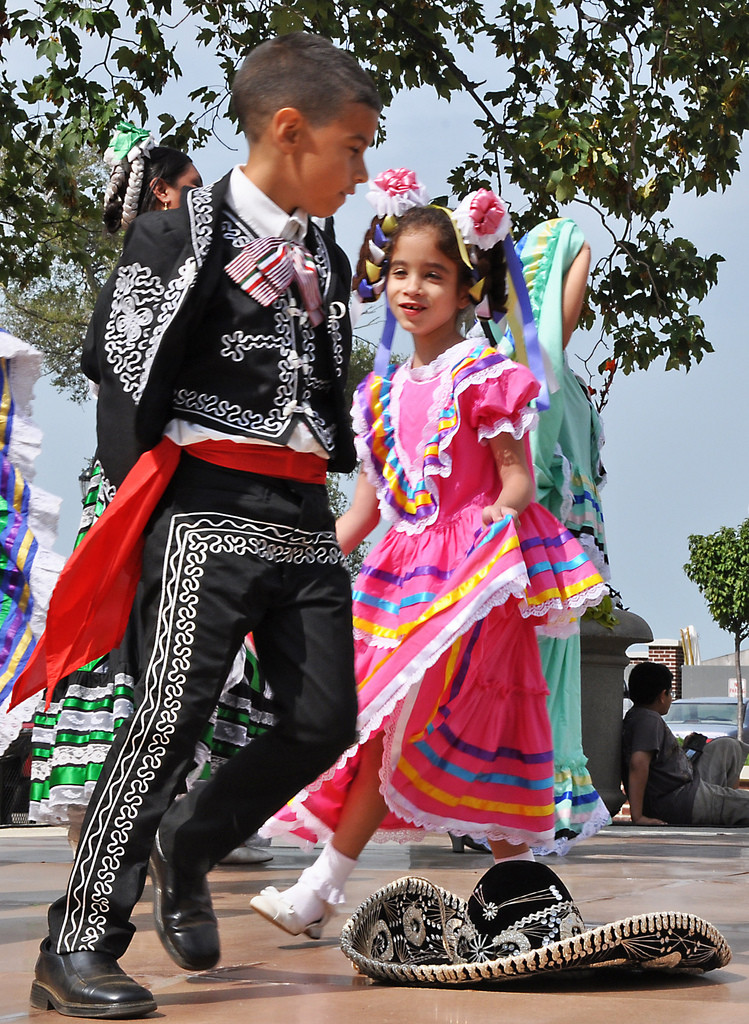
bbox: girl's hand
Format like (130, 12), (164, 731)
(481, 503), (519, 526)
(484, 433), (535, 524)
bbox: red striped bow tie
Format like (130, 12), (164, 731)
(225, 237), (323, 326)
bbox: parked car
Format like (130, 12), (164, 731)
(664, 697), (749, 741)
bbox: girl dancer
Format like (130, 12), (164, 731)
(251, 172), (606, 938)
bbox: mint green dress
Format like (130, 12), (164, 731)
(495, 218), (611, 850)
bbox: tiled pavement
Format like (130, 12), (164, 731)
(1, 823), (748, 1022)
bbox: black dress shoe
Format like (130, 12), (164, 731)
(148, 832), (220, 971)
(30, 939), (156, 1019)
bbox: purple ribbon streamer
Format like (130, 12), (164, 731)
(501, 235), (550, 411)
(373, 297), (397, 377)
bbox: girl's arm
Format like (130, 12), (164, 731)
(561, 241), (591, 348)
(336, 469), (381, 555)
(481, 433), (536, 526)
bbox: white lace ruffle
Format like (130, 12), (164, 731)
(262, 569), (536, 846)
(379, 781), (556, 852)
(477, 406), (538, 445)
(524, 580), (609, 632)
(352, 627), (399, 648)
(534, 797), (612, 857)
(0, 332), (64, 756)
(575, 536), (611, 582)
(0, 692), (39, 758)
(28, 789), (97, 825)
(30, 743), (114, 781)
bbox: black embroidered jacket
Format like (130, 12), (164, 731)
(82, 172), (357, 488)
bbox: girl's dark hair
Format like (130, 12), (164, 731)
(103, 146), (193, 234)
(353, 205), (508, 317)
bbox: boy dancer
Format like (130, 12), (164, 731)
(27, 33), (381, 1018)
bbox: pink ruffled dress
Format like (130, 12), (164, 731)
(265, 340), (606, 852)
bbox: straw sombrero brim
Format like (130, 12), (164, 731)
(340, 875), (732, 986)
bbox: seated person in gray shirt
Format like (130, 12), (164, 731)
(622, 662), (749, 826)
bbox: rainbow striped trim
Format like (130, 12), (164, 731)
(356, 344), (522, 527)
(0, 356), (39, 706)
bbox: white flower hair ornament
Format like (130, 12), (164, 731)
(452, 188), (552, 412)
(354, 168), (430, 374)
(435, 188), (513, 321)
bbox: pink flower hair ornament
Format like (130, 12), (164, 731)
(454, 188), (512, 250)
(366, 167), (431, 219)
(355, 172), (548, 410)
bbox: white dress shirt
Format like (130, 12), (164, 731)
(164, 166), (328, 457)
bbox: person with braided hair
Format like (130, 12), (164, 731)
(27, 125), (207, 844)
(250, 171), (606, 942)
(102, 125), (201, 234)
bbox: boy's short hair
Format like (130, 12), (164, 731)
(232, 32), (382, 142)
(627, 662), (673, 706)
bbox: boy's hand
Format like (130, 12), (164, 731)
(630, 814), (667, 826)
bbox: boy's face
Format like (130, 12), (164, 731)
(294, 102), (379, 218)
(656, 686), (673, 715)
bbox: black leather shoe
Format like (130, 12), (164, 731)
(149, 832), (220, 970)
(30, 940), (157, 1019)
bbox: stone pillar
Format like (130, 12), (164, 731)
(580, 609), (653, 816)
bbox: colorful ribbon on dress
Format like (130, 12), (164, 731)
(500, 235), (550, 411)
(373, 298), (398, 377)
(225, 237), (323, 326)
(0, 357), (39, 708)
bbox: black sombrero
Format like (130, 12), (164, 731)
(340, 861), (731, 985)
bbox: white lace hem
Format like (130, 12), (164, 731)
(534, 797), (612, 856)
(262, 567), (539, 844)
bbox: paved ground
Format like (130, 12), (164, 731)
(2, 822), (748, 1022)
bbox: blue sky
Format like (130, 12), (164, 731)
(23, 41), (749, 665)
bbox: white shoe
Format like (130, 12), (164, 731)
(250, 886), (333, 939)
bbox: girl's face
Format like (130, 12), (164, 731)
(153, 163), (203, 210)
(386, 227), (471, 357)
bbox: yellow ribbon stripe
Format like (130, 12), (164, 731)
(396, 757), (555, 818)
(355, 531), (522, 688)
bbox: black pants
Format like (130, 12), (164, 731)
(48, 456), (357, 958)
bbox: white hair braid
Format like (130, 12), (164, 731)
(102, 131), (155, 233)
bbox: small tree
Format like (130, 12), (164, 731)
(684, 519), (749, 741)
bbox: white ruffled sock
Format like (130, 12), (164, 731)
(493, 848), (536, 865)
(281, 843), (358, 922)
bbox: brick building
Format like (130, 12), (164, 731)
(627, 639), (685, 698)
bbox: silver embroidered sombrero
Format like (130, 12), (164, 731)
(340, 862), (731, 985)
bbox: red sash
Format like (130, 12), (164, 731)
(9, 438), (327, 710)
